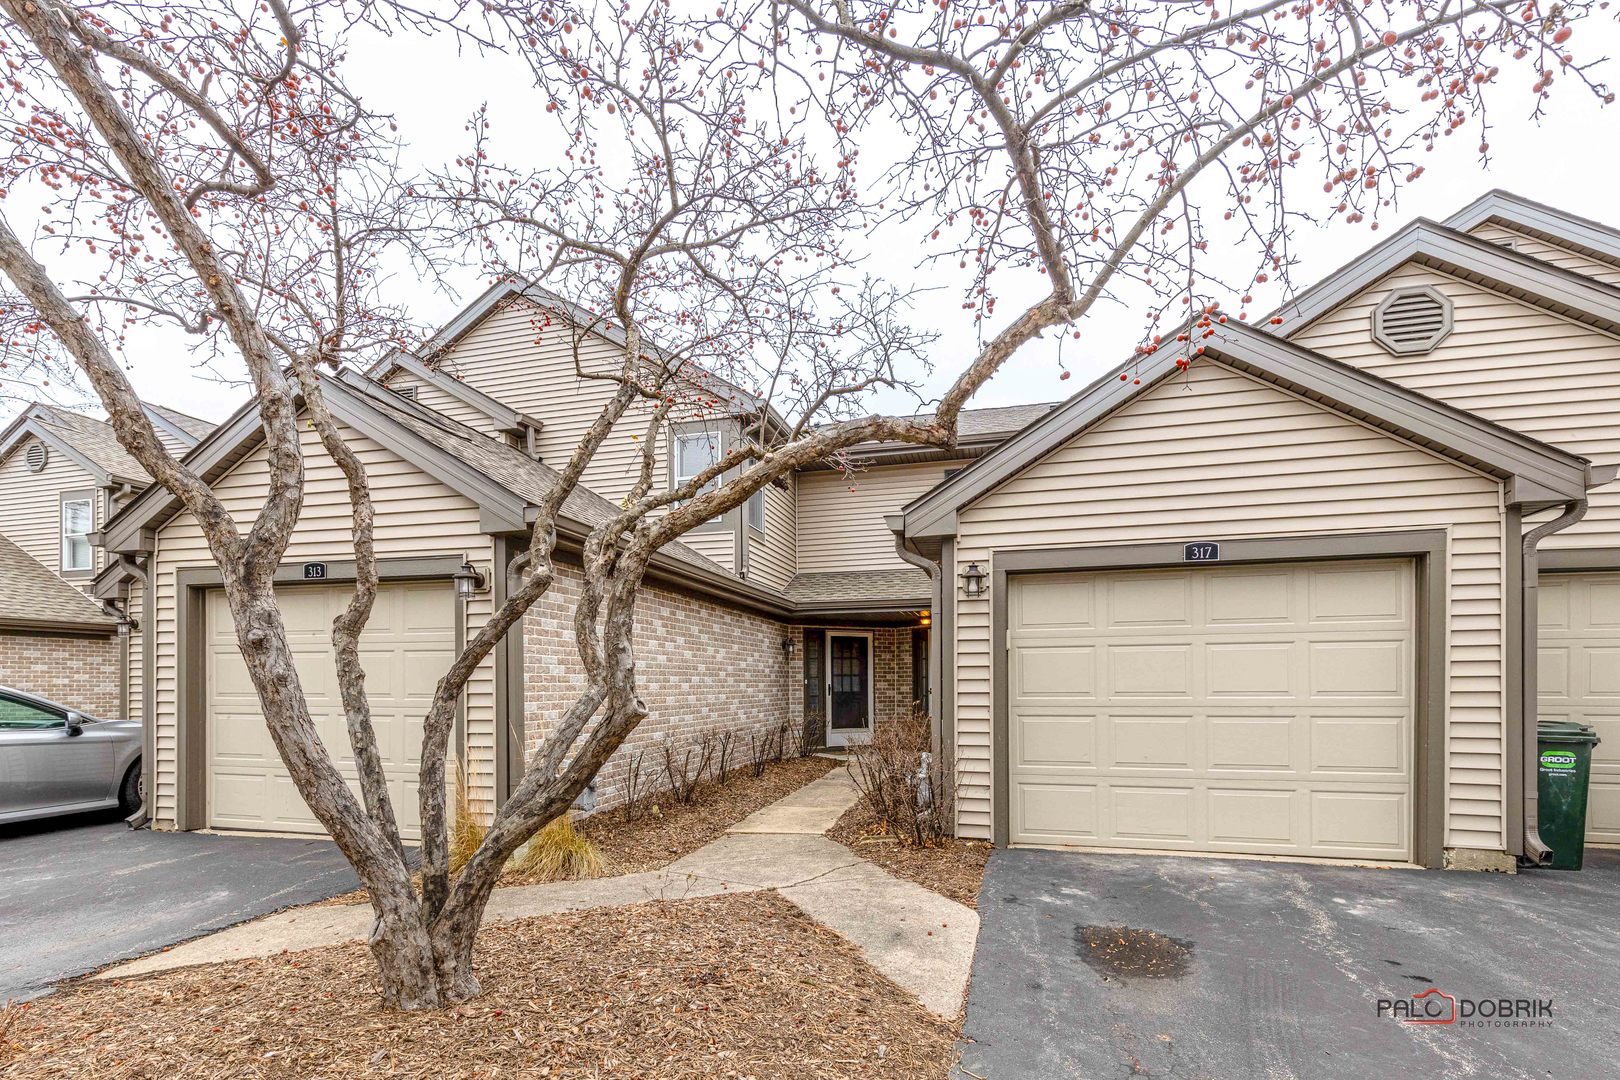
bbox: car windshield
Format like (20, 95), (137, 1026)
(0, 695), (65, 729)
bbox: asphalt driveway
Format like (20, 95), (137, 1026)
(959, 846), (1620, 1079)
(0, 811), (361, 1002)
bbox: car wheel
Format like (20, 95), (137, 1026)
(118, 762), (142, 814)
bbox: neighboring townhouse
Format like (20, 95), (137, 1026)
(89, 191), (1620, 874)
(0, 402), (213, 717)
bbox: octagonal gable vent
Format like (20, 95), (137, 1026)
(1372, 286), (1452, 355)
(24, 441), (47, 473)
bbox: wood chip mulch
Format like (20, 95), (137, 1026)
(825, 801), (990, 909)
(561, 755), (840, 878)
(0, 890), (958, 1080)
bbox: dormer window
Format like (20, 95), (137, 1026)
(1372, 286), (1453, 355)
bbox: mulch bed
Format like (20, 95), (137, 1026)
(0, 890), (958, 1079)
(826, 801), (990, 909)
(556, 755), (839, 878)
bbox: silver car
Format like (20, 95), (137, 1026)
(0, 686), (141, 824)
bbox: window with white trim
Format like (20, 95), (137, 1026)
(61, 495), (93, 572)
(747, 486), (765, 533)
(673, 429), (722, 501)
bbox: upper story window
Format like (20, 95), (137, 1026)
(61, 494), (93, 573)
(747, 486), (765, 533)
(673, 429), (722, 499)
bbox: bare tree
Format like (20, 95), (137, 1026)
(0, 0), (1607, 1011)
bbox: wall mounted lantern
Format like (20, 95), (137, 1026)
(960, 562), (988, 599)
(454, 561), (488, 601)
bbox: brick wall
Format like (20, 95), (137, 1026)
(785, 624), (921, 745)
(0, 630), (122, 716)
(522, 563), (794, 811)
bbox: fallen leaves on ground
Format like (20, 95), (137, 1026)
(0, 890), (958, 1080)
(826, 801), (990, 909)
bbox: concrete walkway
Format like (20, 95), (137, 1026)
(96, 767), (979, 1018)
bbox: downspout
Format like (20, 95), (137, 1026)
(1519, 498), (1590, 864)
(118, 554), (155, 830)
(889, 516), (942, 753)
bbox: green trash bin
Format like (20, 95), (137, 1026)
(1536, 720), (1602, 871)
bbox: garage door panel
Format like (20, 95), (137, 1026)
(1308, 565), (1407, 623)
(1013, 576), (1095, 628)
(1310, 791), (1408, 852)
(1208, 788), (1295, 845)
(1538, 572), (1620, 843)
(1207, 716), (1295, 771)
(1107, 576), (1191, 627)
(1015, 711), (1096, 767)
(1307, 641), (1406, 698)
(206, 581), (454, 839)
(1019, 783), (1099, 839)
(1110, 786), (1194, 842)
(1009, 560), (1415, 859)
(1206, 572), (1291, 625)
(1109, 645), (1193, 697)
(1207, 642), (1294, 697)
(1310, 715), (1405, 775)
(1014, 645), (1096, 698)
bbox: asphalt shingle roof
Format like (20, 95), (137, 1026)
(146, 404), (216, 441)
(31, 406), (149, 483)
(0, 533), (116, 631)
(782, 568), (931, 607)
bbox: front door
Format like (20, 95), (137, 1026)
(827, 633), (872, 747)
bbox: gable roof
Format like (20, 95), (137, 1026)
(1444, 190), (1620, 273)
(0, 532), (117, 634)
(0, 404), (148, 487)
(369, 279), (783, 433)
(1273, 220), (1620, 341)
(98, 372), (803, 617)
(373, 349), (540, 437)
(143, 403), (215, 445)
(901, 319), (1600, 539)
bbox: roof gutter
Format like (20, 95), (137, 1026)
(1517, 492), (1599, 864)
(889, 514), (943, 751)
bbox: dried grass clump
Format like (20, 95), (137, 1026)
(508, 814), (604, 881)
(449, 757), (487, 875)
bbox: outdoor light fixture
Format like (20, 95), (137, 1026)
(919, 611), (932, 628)
(116, 613), (139, 637)
(783, 638), (797, 659)
(960, 562), (988, 599)
(453, 560), (488, 601)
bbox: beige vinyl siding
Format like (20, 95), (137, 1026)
(153, 427), (194, 458)
(148, 418), (500, 826)
(0, 434), (103, 581)
(952, 361), (1508, 852)
(1467, 223), (1620, 288)
(1291, 264), (1620, 548)
(798, 461), (967, 574)
(383, 370), (497, 434)
(432, 299), (683, 508)
(745, 479), (797, 590)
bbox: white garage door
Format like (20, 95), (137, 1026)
(1538, 572), (1620, 844)
(206, 581), (455, 838)
(1007, 559), (1415, 859)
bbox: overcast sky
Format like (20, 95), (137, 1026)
(21, 14), (1620, 426)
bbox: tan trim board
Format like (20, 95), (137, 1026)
(987, 530), (1450, 868)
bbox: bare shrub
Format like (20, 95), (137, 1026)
(663, 734), (715, 805)
(782, 717), (807, 760)
(847, 712), (956, 847)
(801, 711), (825, 756)
(507, 815), (603, 881)
(749, 730), (772, 778)
(713, 730), (736, 784)
(621, 749), (651, 822)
